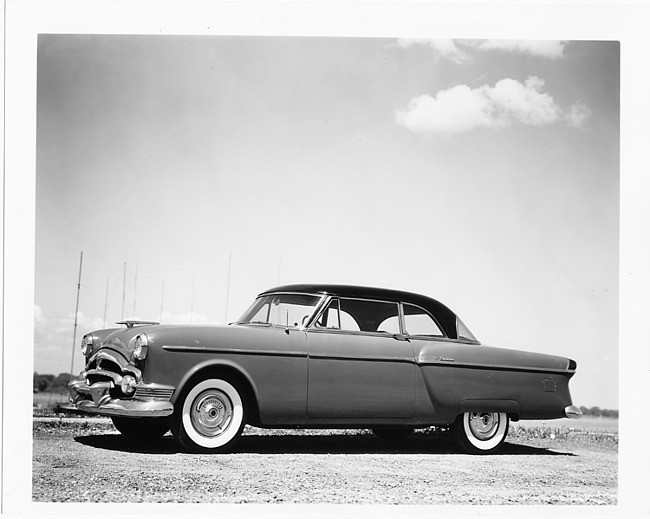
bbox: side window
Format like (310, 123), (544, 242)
(315, 298), (361, 331)
(267, 295), (320, 327)
(377, 315), (401, 334)
(403, 303), (444, 337)
(315, 298), (341, 329)
(339, 298), (400, 334)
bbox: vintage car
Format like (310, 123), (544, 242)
(69, 284), (581, 454)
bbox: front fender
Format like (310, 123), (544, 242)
(170, 358), (261, 408)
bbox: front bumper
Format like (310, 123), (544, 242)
(68, 379), (175, 418)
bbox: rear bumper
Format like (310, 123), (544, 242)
(68, 379), (174, 418)
(564, 405), (582, 419)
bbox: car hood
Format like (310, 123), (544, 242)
(86, 322), (292, 361)
(85, 326), (147, 362)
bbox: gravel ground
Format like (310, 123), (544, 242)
(32, 417), (617, 505)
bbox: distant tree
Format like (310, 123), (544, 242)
(33, 372), (55, 392)
(33, 372), (73, 393)
(576, 405), (618, 418)
(52, 373), (73, 392)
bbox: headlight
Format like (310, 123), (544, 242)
(81, 335), (93, 356)
(133, 334), (148, 360)
(120, 374), (137, 395)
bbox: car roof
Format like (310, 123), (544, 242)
(260, 283), (460, 339)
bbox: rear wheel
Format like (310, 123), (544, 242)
(171, 377), (246, 453)
(111, 416), (170, 441)
(372, 427), (413, 441)
(451, 412), (509, 454)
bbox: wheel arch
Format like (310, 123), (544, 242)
(458, 398), (521, 422)
(171, 359), (261, 426)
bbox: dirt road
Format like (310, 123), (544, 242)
(32, 418), (617, 505)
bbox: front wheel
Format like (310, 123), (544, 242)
(451, 412), (509, 454)
(171, 377), (246, 453)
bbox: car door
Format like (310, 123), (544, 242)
(305, 297), (416, 420)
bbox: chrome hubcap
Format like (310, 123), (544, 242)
(191, 389), (233, 438)
(468, 412), (500, 440)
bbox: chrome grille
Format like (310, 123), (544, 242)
(86, 368), (120, 386)
(134, 385), (174, 401)
(97, 358), (122, 373)
(86, 351), (125, 385)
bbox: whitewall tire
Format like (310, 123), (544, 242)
(451, 411), (509, 454)
(172, 377), (246, 453)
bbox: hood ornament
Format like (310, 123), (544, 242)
(116, 320), (160, 329)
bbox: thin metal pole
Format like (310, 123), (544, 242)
(70, 251), (83, 375)
(159, 281), (165, 323)
(225, 250), (232, 324)
(103, 276), (109, 328)
(133, 263), (138, 318)
(190, 274), (195, 324)
(121, 262), (126, 320)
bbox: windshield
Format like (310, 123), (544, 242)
(237, 293), (323, 328)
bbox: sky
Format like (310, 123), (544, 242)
(34, 35), (619, 409)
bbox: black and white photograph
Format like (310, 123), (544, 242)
(3, 1), (649, 517)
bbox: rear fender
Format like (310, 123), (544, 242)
(459, 399), (521, 419)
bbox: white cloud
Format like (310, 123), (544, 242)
(396, 76), (589, 137)
(566, 102), (592, 128)
(395, 38), (468, 63)
(487, 77), (561, 126)
(395, 85), (493, 136)
(473, 39), (566, 59)
(395, 38), (566, 61)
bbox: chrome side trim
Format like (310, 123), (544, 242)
(418, 359), (575, 375)
(308, 352), (415, 364)
(162, 345), (307, 358)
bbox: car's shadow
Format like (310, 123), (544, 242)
(74, 433), (575, 456)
